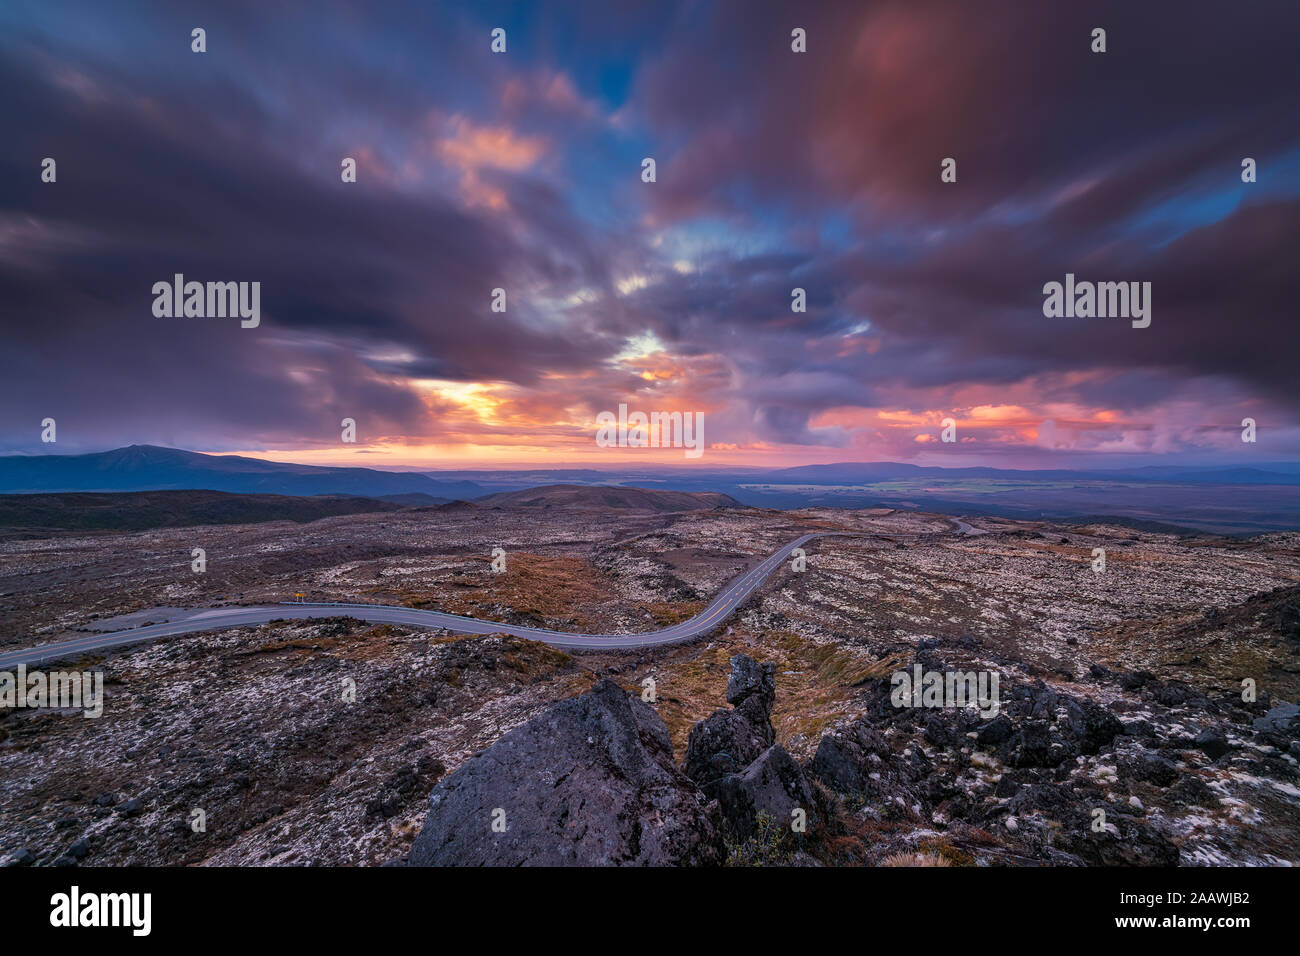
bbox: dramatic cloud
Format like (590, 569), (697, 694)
(1, 0), (1296, 466)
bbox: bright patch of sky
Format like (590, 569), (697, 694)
(653, 216), (790, 266)
(612, 330), (666, 363)
(615, 273), (650, 296)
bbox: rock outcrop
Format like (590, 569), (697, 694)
(726, 654), (777, 730)
(809, 720), (890, 795)
(681, 709), (772, 788)
(404, 643), (1279, 867)
(683, 654), (776, 793)
(408, 679), (724, 866)
(410, 655), (808, 862)
(679, 655), (821, 842)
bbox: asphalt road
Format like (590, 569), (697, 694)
(0, 524), (976, 667)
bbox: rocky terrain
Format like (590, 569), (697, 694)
(405, 651), (1300, 867)
(0, 502), (1297, 866)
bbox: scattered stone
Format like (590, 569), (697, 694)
(4, 848), (35, 867)
(976, 714), (1014, 747)
(1168, 775), (1219, 808)
(1118, 750), (1179, 788)
(1253, 702), (1300, 735)
(1064, 698), (1124, 754)
(1193, 728), (1230, 761)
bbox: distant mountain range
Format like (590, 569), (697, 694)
(5, 445), (1297, 498)
(763, 461), (1300, 485)
(0, 445), (485, 499)
(1, 445), (1297, 533)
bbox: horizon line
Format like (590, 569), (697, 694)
(1, 441), (1298, 476)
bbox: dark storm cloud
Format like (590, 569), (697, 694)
(819, 197), (1300, 404)
(0, 9), (631, 451)
(637, 0), (1299, 222)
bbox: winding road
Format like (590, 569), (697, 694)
(0, 522), (979, 667)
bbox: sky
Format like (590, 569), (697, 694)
(2, 0), (1298, 470)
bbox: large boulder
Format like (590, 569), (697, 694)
(408, 679), (724, 866)
(1063, 698), (1125, 754)
(998, 719), (1075, 768)
(808, 719), (890, 794)
(1253, 701), (1300, 735)
(713, 744), (818, 838)
(1118, 748), (1179, 788)
(808, 717), (933, 823)
(682, 709), (771, 788)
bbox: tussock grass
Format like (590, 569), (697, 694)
(917, 837), (975, 866)
(879, 852), (953, 867)
(639, 600), (706, 626)
(383, 555), (611, 628)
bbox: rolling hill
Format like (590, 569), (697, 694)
(475, 484), (741, 512)
(0, 490), (412, 537)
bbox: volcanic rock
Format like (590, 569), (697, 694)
(713, 744), (818, 838)
(408, 679), (723, 866)
(683, 654), (777, 790)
